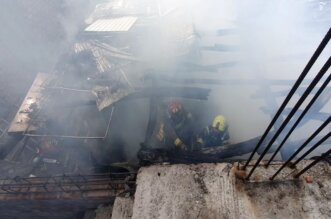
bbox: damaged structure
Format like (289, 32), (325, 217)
(0, 0), (330, 218)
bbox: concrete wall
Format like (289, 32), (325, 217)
(111, 197), (134, 219)
(91, 197), (134, 219)
(132, 162), (331, 219)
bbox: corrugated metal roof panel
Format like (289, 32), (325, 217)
(85, 17), (137, 32)
(73, 42), (112, 73)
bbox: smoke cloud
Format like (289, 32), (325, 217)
(0, 0), (330, 169)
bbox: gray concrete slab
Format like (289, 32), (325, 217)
(132, 162), (331, 219)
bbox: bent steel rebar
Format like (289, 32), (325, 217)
(243, 28), (331, 171)
(291, 132), (331, 168)
(246, 57), (331, 180)
(267, 72), (331, 166)
(294, 148), (331, 178)
(270, 116), (331, 180)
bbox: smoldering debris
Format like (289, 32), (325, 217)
(0, 0), (329, 181)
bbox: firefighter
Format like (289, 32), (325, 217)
(196, 115), (230, 148)
(156, 101), (194, 151)
(32, 137), (60, 164)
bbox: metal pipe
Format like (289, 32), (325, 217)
(23, 134), (106, 139)
(44, 86), (91, 92)
(162, 78), (315, 86)
(243, 28), (331, 170)
(0, 118), (9, 124)
(294, 148), (331, 178)
(24, 106), (114, 139)
(270, 116), (330, 180)
(246, 57), (331, 179)
(292, 132), (330, 167)
(267, 72), (331, 166)
(0, 128), (7, 139)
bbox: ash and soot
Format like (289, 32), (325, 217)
(0, 0), (330, 219)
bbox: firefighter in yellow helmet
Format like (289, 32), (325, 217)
(196, 115), (230, 148)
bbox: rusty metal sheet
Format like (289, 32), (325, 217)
(93, 85), (135, 111)
(8, 73), (52, 133)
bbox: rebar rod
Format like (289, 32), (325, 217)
(243, 28), (331, 170)
(246, 57), (331, 179)
(267, 72), (331, 166)
(294, 148), (331, 178)
(270, 116), (331, 180)
(291, 132), (330, 167)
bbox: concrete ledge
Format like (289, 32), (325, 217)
(132, 162), (331, 219)
(111, 197), (134, 219)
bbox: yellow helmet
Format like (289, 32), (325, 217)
(212, 115), (227, 131)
